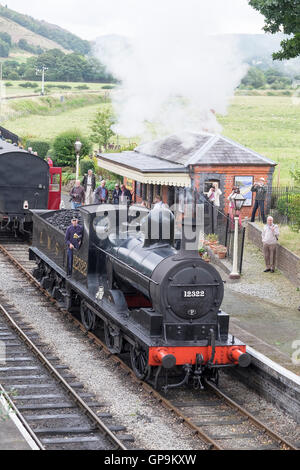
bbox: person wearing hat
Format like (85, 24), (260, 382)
(65, 217), (83, 277)
(251, 177), (267, 224)
(112, 183), (122, 205)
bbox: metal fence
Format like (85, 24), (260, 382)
(203, 199), (246, 274)
(267, 186), (300, 228)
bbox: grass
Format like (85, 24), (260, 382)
(219, 95), (300, 186)
(256, 222), (300, 257)
(5, 102), (105, 141)
(3, 93), (299, 185)
(0, 80), (115, 97)
(279, 226), (300, 257)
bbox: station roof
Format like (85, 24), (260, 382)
(134, 132), (277, 167)
(98, 132), (276, 187)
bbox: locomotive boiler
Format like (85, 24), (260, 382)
(29, 204), (250, 391)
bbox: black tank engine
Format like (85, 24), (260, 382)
(29, 205), (250, 390)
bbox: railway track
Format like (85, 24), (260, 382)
(0, 242), (298, 451)
(0, 293), (132, 450)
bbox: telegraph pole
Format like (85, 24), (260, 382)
(36, 66), (48, 95)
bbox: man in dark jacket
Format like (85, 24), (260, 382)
(120, 184), (132, 206)
(251, 178), (267, 223)
(112, 184), (122, 204)
(65, 217), (83, 277)
(82, 170), (96, 205)
(94, 180), (109, 204)
(70, 181), (85, 209)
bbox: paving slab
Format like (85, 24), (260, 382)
(0, 397), (32, 450)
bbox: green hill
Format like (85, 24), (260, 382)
(0, 4), (90, 55)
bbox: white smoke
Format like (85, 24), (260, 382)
(94, 0), (247, 140)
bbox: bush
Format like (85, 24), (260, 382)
(5, 82), (13, 87)
(7, 71), (19, 80)
(19, 82), (39, 89)
(19, 82), (39, 88)
(80, 157), (96, 176)
(26, 140), (50, 158)
(52, 130), (92, 167)
(76, 85), (90, 90)
(277, 193), (300, 231)
(102, 85), (114, 90)
(62, 171), (76, 186)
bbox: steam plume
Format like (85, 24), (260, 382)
(94, 0), (247, 140)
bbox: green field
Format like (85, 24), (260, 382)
(0, 80), (114, 97)
(219, 95), (300, 186)
(4, 94), (300, 185)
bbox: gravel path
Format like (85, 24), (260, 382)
(0, 254), (204, 451)
(226, 239), (300, 310)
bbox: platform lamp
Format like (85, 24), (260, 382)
(229, 192), (246, 280)
(74, 139), (82, 181)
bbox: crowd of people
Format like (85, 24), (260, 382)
(69, 170), (133, 210)
(207, 178), (280, 275)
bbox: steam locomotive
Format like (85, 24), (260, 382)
(0, 140), (61, 236)
(29, 204), (250, 391)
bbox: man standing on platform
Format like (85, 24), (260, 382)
(94, 180), (109, 204)
(262, 216), (279, 273)
(120, 184), (132, 206)
(70, 180), (85, 209)
(251, 178), (267, 223)
(82, 170), (96, 206)
(65, 217), (83, 277)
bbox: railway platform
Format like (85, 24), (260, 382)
(0, 389), (36, 450)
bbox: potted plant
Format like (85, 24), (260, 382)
(207, 233), (219, 246)
(217, 246), (227, 259)
(202, 253), (211, 263)
(198, 247), (206, 258)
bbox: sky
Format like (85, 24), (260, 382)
(4, 0), (265, 40)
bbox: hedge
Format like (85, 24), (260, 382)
(27, 140), (50, 159)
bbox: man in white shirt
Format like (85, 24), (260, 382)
(262, 216), (279, 273)
(82, 170), (96, 206)
(207, 183), (222, 231)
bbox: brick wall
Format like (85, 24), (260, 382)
(247, 222), (300, 287)
(192, 165), (274, 219)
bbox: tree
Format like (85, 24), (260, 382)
(0, 38), (10, 58)
(52, 130), (92, 167)
(90, 109), (116, 151)
(0, 32), (11, 46)
(249, 0), (300, 60)
(290, 168), (300, 186)
(241, 67), (266, 88)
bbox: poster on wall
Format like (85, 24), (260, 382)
(234, 176), (253, 207)
(126, 178), (134, 192)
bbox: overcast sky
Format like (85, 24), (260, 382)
(4, 0), (265, 40)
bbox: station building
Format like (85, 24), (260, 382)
(98, 132), (277, 218)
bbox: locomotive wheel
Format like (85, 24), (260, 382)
(104, 323), (123, 354)
(130, 345), (151, 381)
(80, 302), (96, 331)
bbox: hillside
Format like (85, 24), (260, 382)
(0, 4), (90, 54)
(0, 15), (68, 54)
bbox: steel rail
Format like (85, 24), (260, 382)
(0, 242), (298, 451)
(205, 380), (298, 451)
(0, 293), (127, 451)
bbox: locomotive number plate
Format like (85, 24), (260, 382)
(183, 290), (205, 298)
